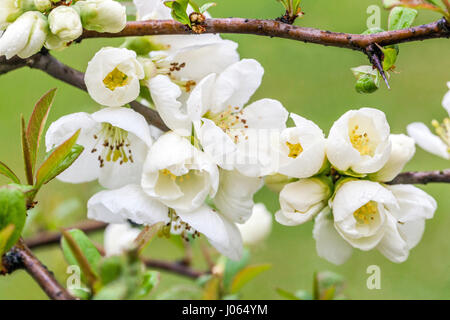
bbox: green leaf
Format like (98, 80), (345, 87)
(61, 229), (101, 290)
(203, 275), (221, 300)
(99, 256), (123, 285)
(320, 285), (336, 300)
(230, 263), (271, 294)
(188, 0), (200, 12)
(134, 222), (163, 254)
(35, 130), (83, 190)
(388, 7), (418, 30)
(93, 281), (128, 300)
(199, 2), (216, 13)
(0, 186), (27, 254)
(276, 288), (301, 300)
(135, 271), (160, 298)
(381, 46), (399, 70)
(26, 88), (57, 173)
(223, 248), (250, 290)
(21, 115), (33, 185)
(0, 161), (20, 184)
(165, 0), (191, 26)
(0, 224), (16, 256)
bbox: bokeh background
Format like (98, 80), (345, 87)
(0, 0), (449, 299)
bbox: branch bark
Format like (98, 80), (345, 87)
(81, 17), (450, 51)
(388, 169), (450, 185)
(24, 221), (207, 279)
(1, 239), (75, 300)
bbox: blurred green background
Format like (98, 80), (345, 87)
(0, 0), (449, 300)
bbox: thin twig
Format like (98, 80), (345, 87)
(388, 169), (450, 185)
(0, 53), (169, 131)
(1, 239), (75, 300)
(80, 18), (450, 51)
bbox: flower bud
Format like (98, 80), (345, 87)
(237, 203), (273, 246)
(34, 0), (52, 12)
(275, 177), (332, 226)
(48, 6), (83, 42)
(75, 0), (126, 33)
(355, 74), (378, 94)
(0, 11), (48, 59)
(0, 0), (23, 30)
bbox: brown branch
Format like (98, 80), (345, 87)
(25, 220), (106, 249)
(1, 239), (75, 300)
(25, 221), (207, 279)
(81, 18), (450, 52)
(388, 169), (450, 185)
(0, 52), (169, 131)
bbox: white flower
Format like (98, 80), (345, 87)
(326, 108), (391, 175)
(275, 177), (332, 226)
(369, 134), (416, 182)
(104, 223), (141, 256)
(407, 82), (450, 160)
(45, 107), (152, 189)
(141, 132), (219, 212)
(275, 113), (326, 178)
(0, 0), (22, 30)
(48, 6), (82, 42)
(88, 184), (243, 260)
(75, 0), (127, 33)
(0, 11), (48, 59)
(237, 203), (273, 246)
(331, 180), (399, 252)
(316, 180), (437, 264)
(313, 207), (353, 265)
(184, 59), (288, 175)
(85, 47), (145, 107)
(213, 169), (263, 223)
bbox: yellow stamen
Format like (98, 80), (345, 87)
(353, 201), (378, 224)
(103, 68), (129, 91)
(349, 124), (374, 156)
(286, 141), (303, 158)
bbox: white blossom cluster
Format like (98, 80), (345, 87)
(43, 0), (438, 264)
(0, 0), (126, 59)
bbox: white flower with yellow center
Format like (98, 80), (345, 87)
(85, 47), (145, 107)
(104, 223), (141, 257)
(369, 134), (416, 182)
(88, 184), (243, 260)
(275, 177), (332, 226)
(237, 203), (273, 246)
(45, 107), (152, 189)
(188, 59), (288, 175)
(141, 132), (219, 212)
(0, 11), (48, 59)
(407, 82), (450, 160)
(213, 169), (263, 223)
(326, 108), (391, 175)
(275, 113), (326, 178)
(314, 181), (437, 264)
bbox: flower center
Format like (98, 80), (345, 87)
(353, 201), (378, 224)
(204, 106), (249, 143)
(103, 68), (129, 91)
(160, 169), (191, 182)
(91, 123), (134, 167)
(349, 125), (374, 156)
(286, 141), (303, 158)
(147, 56), (196, 92)
(432, 118), (450, 152)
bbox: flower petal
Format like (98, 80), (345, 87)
(213, 169), (263, 223)
(377, 215), (409, 263)
(407, 122), (449, 159)
(178, 205), (243, 261)
(104, 223), (141, 257)
(241, 99), (288, 130)
(313, 207), (353, 265)
(210, 59), (264, 113)
(237, 203), (273, 246)
(148, 75), (191, 135)
(45, 112), (101, 184)
(87, 184), (169, 225)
